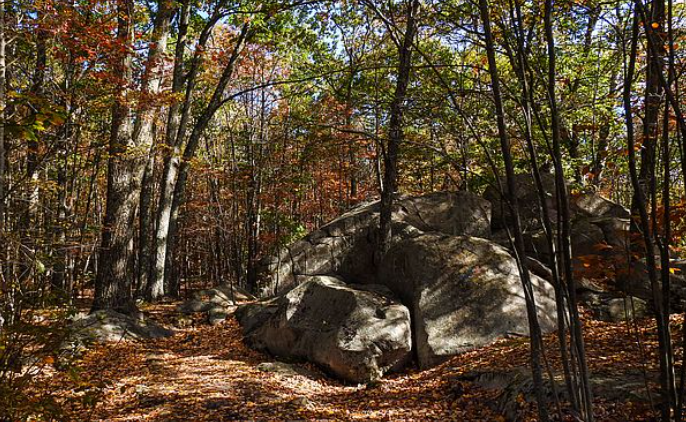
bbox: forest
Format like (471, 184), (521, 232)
(2, 0), (686, 420)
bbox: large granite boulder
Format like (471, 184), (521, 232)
(256, 191), (491, 297)
(571, 192), (630, 219)
(484, 172), (558, 232)
(485, 171), (629, 234)
(236, 276), (412, 383)
(379, 233), (558, 368)
(240, 191), (565, 379)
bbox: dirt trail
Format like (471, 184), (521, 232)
(47, 302), (658, 421)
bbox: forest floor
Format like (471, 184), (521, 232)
(39, 299), (674, 421)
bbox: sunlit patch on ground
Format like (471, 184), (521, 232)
(39, 303), (672, 421)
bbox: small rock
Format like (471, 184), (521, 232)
(135, 384), (151, 395)
(176, 299), (213, 314)
(580, 291), (648, 322)
(65, 310), (173, 350)
(606, 297), (648, 321)
(257, 362), (302, 377)
(208, 307), (232, 325)
(290, 396), (312, 409)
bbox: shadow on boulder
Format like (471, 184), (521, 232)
(236, 276), (412, 383)
(379, 233), (558, 368)
(63, 310), (174, 356)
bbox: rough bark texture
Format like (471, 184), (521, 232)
(92, 0), (138, 312)
(93, 0), (171, 311)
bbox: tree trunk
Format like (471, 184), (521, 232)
(631, 0), (664, 237)
(137, 148), (156, 296)
(479, 0), (549, 420)
(505, 0), (579, 412)
(377, 0), (419, 257)
(0, 0), (7, 326)
(92, 0), (168, 312)
(152, 22), (251, 297)
(622, 10), (675, 419)
(19, 24), (46, 285)
(131, 1), (172, 300)
(148, 3), (214, 299)
(51, 117), (70, 294)
(543, 0), (595, 419)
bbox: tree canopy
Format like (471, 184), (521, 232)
(3, 0), (686, 420)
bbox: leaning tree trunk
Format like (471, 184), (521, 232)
(149, 4), (214, 300)
(152, 23), (251, 298)
(479, 0), (549, 420)
(543, 0), (594, 418)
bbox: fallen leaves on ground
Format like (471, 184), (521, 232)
(37, 303), (674, 421)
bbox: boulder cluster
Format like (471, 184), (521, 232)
(176, 284), (253, 325)
(234, 175), (680, 382)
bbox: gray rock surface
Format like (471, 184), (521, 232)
(485, 172), (628, 234)
(240, 188), (642, 380)
(571, 192), (631, 219)
(484, 172), (558, 232)
(67, 310), (173, 346)
(256, 191), (491, 297)
(452, 367), (655, 421)
(379, 233), (558, 368)
(484, 173), (631, 268)
(571, 218), (608, 257)
(177, 299), (215, 314)
(495, 212), (630, 269)
(236, 276), (412, 383)
(207, 307), (233, 325)
(256, 361), (319, 379)
(177, 284), (245, 324)
(578, 291), (648, 322)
